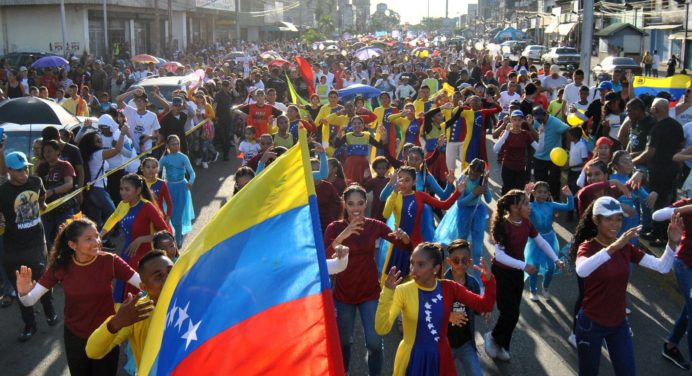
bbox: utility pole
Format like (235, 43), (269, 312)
(60, 0), (68, 57)
(684, 2), (690, 70)
(580, 0), (594, 85)
(299, 0), (303, 38)
(235, 0), (241, 42)
(168, 0), (173, 52)
(103, 0), (109, 59)
(445, 0), (448, 19)
(154, 0), (160, 55)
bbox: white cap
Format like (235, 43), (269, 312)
(593, 196), (626, 217)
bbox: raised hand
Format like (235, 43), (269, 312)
(384, 266), (403, 290)
(390, 228), (411, 244)
(609, 225), (642, 253)
(15, 266), (36, 297)
(107, 292), (155, 333)
(561, 185), (573, 197)
(473, 257), (494, 281)
(668, 213), (684, 248)
(334, 244), (349, 259)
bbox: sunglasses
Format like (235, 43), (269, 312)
(449, 256), (471, 265)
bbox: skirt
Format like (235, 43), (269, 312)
(524, 230), (559, 278)
(168, 180), (195, 236)
(344, 155), (370, 186)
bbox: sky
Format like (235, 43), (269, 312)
(371, 0), (471, 25)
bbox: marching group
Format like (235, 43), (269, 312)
(0, 37), (691, 376)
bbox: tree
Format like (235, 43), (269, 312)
(302, 28), (324, 45)
(317, 15), (336, 35)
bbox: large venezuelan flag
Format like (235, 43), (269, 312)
(138, 130), (344, 375)
(633, 74), (691, 101)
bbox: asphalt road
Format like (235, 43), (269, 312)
(0, 136), (689, 376)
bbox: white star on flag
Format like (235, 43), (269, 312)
(425, 316), (432, 322)
(427, 323), (434, 330)
(166, 300), (178, 327)
(181, 319), (202, 350)
(175, 301), (190, 331)
(431, 329), (437, 335)
(434, 336), (439, 342)
(436, 294), (442, 300)
(425, 302), (431, 309)
(432, 298), (438, 303)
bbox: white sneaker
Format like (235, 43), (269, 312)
(484, 332), (499, 359)
(542, 289), (552, 300)
(497, 348), (511, 361)
(568, 333), (577, 348)
(529, 292), (539, 301)
(211, 151), (220, 163)
(195, 158), (202, 166)
(202, 162), (209, 169)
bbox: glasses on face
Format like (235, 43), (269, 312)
(450, 256), (471, 265)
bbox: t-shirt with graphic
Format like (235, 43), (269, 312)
(123, 104), (161, 153)
(0, 176), (46, 253)
(35, 160), (75, 204)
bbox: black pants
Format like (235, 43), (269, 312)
(572, 276), (584, 333)
(3, 249), (54, 327)
(215, 117), (234, 158)
(501, 166), (527, 195)
(491, 264), (524, 350)
(64, 326), (119, 376)
(534, 157), (562, 200)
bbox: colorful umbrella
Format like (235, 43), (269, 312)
(411, 47), (431, 56)
(260, 50), (283, 60)
(268, 59), (291, 69)
(31, 55), (69, 68)
(162, 62), (184, 73)
(131, 54), (159, 64)
(338, 84), (382, 102)
(353, 47), (382, 61)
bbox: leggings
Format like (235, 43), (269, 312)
(445, 141), (465, 172)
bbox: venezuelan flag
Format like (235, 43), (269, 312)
(633, 74), (691, 101)
(138, 130), (344, 375)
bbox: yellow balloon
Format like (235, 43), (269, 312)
(550, 147), (569, 167)
(567, 113), (584, 126)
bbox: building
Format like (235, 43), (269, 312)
(353, 0), (370, 33)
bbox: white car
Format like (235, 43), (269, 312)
(521, 45), (546, 61)
(542, 47), (580, 67)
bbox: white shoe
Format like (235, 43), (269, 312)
(195, 158), (202, 166)
(211, 151), (220, 163)
(568, 333), (577, 348)
(542, 289), (552, 300)
(497, 348), (511, 361)
(484, 332), (499, 359)
(529, 292), (539, 302)
(202, 162), (209, 169)
(625, 307), (631, 315)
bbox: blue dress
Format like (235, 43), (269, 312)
(406, 284), (443, 376)
(524, 198), (574, 276)
(160, 152), (196, 244)
(113, 201), (143, 302)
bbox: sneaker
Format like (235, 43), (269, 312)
(484, 332), (499, 359)
(202, 162), (209, 169)
(529, 292), (539, 301)
(211, 151), (220, 163)
(568, 333), (577, 348)
(17, 325), (37, 342)
(195, 158), (202, 166)
(542, 289), (552, 300)
(46, 313), (59, 326)
(662, 343), (690, 370)
(497, 348), (511, 361)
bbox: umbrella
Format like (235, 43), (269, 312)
(338, 84), (382, 102)
(155, 57), (168, 65)
(224, 51), (245, 60)
(31, 55), (69, 68)
(351, 42), (366, 50)
(260, 50), (283, 60)
(162, 61), (184, 73)
(370, 41), (387, 49)
(132, 54), (159, 64)
(0, 97), (80, 127)
(353, 47), (382, 61)
(268, 59), (291, 69)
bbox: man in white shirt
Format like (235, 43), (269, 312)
(653, 50), (661, 77)
(541, 65), (569, 101)
(395, 76), (416, 101)
(116, 88), (161, 154)
(318, 64), (334, 88)
(353, 63), (369, 84)
(563, 69), (596, 108)
(499, 81), (522, 113)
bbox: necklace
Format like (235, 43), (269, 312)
(72, 253), (97, 266)
(508, 217), (523, 225)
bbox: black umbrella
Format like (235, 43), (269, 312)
(0, 97), (80, 126)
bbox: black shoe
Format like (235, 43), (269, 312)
(17, 325), (37, 342)
(640, 232), (657, 241)
(662, 343), (690, 370)
(46, 313), (59, 326)
(0, 295), (13, 308)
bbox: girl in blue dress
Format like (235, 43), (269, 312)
(524, 181), (574, 301)
(159, 135), (196, 246)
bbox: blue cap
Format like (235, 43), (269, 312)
(510, 110), (524, 117)
(598, 81), (613, 91)
(6, 151), (32, 170)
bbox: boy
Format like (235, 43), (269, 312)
(238, 126), (261, 166)
(548, 88), (566, 121)
(446, 239), (484, 376)
(567, 126), (588, 220)
(86, 250), (173, 368)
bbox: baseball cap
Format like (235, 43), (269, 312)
(511, 110), (524, 117)
(550, 65), (560, 74)
(19, 66), (27, 72)
(6, 151), (32, 170)
(519, 68), (528, 76)
(593, 196), (625, 217)
(598, 81), (613, 91)
(595, 136), (614, 148)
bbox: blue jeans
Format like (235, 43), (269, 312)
(576, 309), (636, 376)
(85, 187), (115, 227)
(42, 207), (74, 250)
(452, 341), (482, 376)
(334, 299), (383, 376)
(198, 139), (217, 162)
(666, 258), (692, 361)
(528, 262), (555, 293)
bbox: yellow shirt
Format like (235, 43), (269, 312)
(62, 97), (89, 116)
(272, 132), (294, 148)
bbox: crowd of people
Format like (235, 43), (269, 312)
(0, 36), (691, 376)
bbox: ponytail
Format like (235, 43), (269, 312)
(491, 189), (526, 246)
(569, 202), (599, 264)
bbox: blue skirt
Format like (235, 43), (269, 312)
(168, 180), (195, 236)
(434, 203), (489, 246)
(524, 230), (559, 278)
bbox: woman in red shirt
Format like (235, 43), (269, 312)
(323, 184), (411, 375)
(15, 218), (141, 376)
(492, 110), (544, 194)
(572, 196), (680, 375)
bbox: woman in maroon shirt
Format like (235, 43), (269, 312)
(15, 218), (141, 376)
(323, 184), (411, 375)
(572, 196), (680, 375)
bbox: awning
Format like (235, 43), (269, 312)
(669, 31), (692, 40)
(545, 22), (559, 34)
(558, 23), (577, 36)
(280, 21), (299, 32)
(644, 24), (682, 30)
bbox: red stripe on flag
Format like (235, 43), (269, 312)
(295, 56), (315, 97)
(172, 290), (344, 375)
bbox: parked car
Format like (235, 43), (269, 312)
(500, 41), (528, 63)
(0, 122), (78, 158)
(591, 56), (643, 80)
(542, 47), (580, 67)
(521, 45), (546, 61)
(0, 52), (51, 69)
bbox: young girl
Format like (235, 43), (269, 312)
(16, 218), (140, 375)
(238, 126), (261, 166)
(272, 115), (294, 149)
(328, 158), (347, 194)
(159, 135), (195, 246)
(375, 242), (496, 375)
(492, 109), (544, 194)
(572, 197), (679, 375)
(435, 159), (492, 280)
(388, 103), (421, 157)
(364, 156), (391, 223)
(382, 166), (462, 282)
(232, 166), (255, 195)
(287, 105), (316, 144)
(484, 189), (564, 361)
(101, 174), (169, 302)
(333, 115), (387, 185)
(548, 88), (567, 121)
(420, 105), (453, 184)
(576, 160), (630, 216)
(524, 182), (574, 301)
(141, 157), (172, 223)
(153, 230), (179, 262)
(323, 185), (412, 376)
